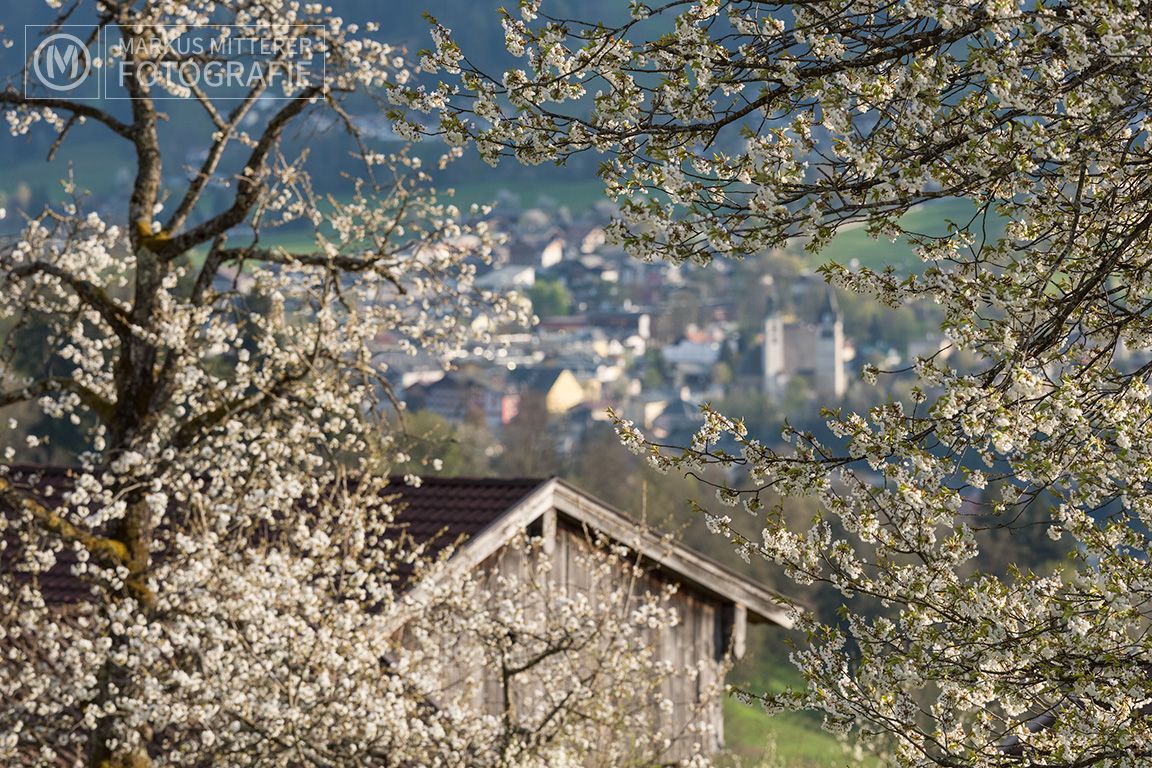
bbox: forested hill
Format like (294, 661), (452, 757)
(2, 0), (623, 203)
(6, 0), (620, 75)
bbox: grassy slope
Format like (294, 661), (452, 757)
(226, 176), (607, 256)
(726, 702), (863, 768)
(815, 198), (1000, 273)
(447, 177), (607, 211)
(722, 629), (875, 767)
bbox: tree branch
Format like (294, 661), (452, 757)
(0, 477), (129, 566)
(0, 88), (134, 140)
(164, 83), (267, 235)
(165, 86), (324, 256)
(215, 246), (405, 289)
(8, 261), (133, 339)
(0, 376), (115, 421)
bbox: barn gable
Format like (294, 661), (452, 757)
(393, 476), (797, 760)
(5, 467), (794, 632)
(398, 476), (794, 633)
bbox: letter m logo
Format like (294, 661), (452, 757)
(45, 42), (80, 79)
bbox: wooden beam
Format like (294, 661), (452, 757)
(541, 507), (556, 555)
(731, 603), (747, 660)
(550, 481), (798, 628)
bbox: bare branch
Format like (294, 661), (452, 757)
(164, 83), (267, 234)
(165, 86), (324, 256)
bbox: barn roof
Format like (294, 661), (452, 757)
(389, 476), (545, 562)
(418, 476), (795, 628)
(1, 466), (92, 604)
(2, 468), (794, 627)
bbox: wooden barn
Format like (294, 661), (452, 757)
(392, 476), (794, 760)
(2, 466), (793, 763)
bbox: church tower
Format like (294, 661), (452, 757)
(814, 288), (846, 400)
(762, 281), (785, 398)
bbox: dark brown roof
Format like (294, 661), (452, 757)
(388, 475), (545, 561)
(1, 466), (546, 603)
(1, 466), (91, 604)
(4, 467), (795, 626)
(2, 464), (72, 504)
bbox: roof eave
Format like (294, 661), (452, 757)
(548, 480), (797, 629)
(446, 478), (797, 629)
